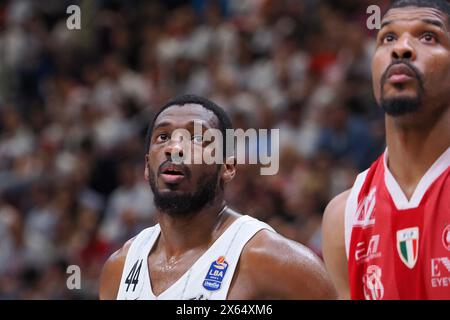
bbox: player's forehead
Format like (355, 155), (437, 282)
(381, 6), (449, 28)
(154, 103), (218, 129)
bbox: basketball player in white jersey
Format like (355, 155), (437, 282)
(322, 0), (450, 299)
(99, 95), (337, 300)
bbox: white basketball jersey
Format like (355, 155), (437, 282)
(116, 215), (275, 300)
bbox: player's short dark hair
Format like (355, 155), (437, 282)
(388, 0), (450, 22)
(145, 94), (234, 158)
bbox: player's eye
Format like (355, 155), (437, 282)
(382, 33), (397, 44)
(192, 135), (203, 144)
(156, 133), (169, 143)
(420, 32), (437, 44)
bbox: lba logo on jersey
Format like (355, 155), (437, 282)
(396, 227), (419, 269)
(203, 256), (228, 291)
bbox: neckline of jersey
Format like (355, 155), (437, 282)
(144, 214), (251, 299)
(383, 146), (450, 210)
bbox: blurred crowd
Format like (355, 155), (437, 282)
(0, 0), (388, 299)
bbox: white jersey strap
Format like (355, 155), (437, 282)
(344, 169), (369, 258)
(116, 225), (160, 300)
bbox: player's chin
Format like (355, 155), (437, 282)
(157, 182), (190, 194)
(382, 88), (419, 100)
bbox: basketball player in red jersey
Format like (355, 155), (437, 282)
(322, 0), (450, 299)
(100, 95), (337, 300)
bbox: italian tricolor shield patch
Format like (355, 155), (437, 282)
(396, 227), (419, 269)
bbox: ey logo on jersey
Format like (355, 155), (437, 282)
(203, 256), (228, 291)
(396, 227), (419, 269)
(431, 257), (450, 288)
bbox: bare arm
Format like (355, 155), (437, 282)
(239, 230), (338, 300)
(99, 237), (135, 300)
(322, 190), (350, 300)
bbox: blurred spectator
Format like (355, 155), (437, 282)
(317, 103), (375, 170)
(100, 160), (156, 246)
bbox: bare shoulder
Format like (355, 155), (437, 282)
(322, 189), (351, 257)
(99, 237), (135, 300)
(322, 190), (350, 228)
(321, 189), (351, 299)
(239, 229), (337, 299)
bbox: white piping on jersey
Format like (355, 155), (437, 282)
(344, 169), (369, 259)
(383, 146), (450, 210)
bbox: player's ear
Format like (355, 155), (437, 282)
(144, 155), (150, 181)
(221, 156), (236, 184)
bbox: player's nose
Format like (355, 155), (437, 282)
(391, 35), (416, 61)
(164, 138), (184, 163)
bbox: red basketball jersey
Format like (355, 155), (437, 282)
(346, 148), (450, 300)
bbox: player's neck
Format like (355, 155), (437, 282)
(385, 109), (450, 199)
(156, 198), (230, 257)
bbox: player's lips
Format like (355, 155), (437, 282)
(386, 64), (416, 84)
(159, 162), (186, 184)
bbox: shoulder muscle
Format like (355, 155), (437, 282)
(99, 237), (135, 300)
(240, 229), (338, 299)
(322, 190), (351, 299)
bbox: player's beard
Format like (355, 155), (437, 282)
(148, 167), (220, 216)
(379, 61), (425, 117)
(380, 96), (422, 117)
